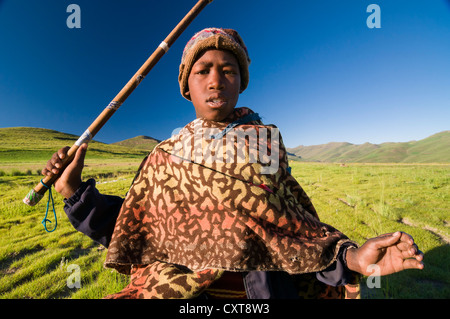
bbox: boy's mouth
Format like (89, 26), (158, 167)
(206, 95), (227, 108)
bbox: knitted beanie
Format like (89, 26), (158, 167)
(178, 28), (251, 100)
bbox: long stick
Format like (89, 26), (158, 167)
(23, 0), (213, 206)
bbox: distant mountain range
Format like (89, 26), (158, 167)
(287, 131), (450, 163)
(1, 127), (448, 164)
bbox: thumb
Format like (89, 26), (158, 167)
(53, 143), (87, 198)
(73, 143), (88, 165)
(65, 143), (87, 174)
(372, 231), (402, 249)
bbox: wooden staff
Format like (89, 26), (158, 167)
(23, 0), (214, 206)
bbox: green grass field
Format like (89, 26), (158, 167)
(290, 161), (449, 298)
(0, 156), (448, 299)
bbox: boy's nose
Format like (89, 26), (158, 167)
(208, 70), (225, 91)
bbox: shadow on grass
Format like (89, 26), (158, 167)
(360, 243), (450, 299)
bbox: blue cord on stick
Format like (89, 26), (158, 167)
(40, 179), (57, 232)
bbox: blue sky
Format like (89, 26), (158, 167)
(1, 0), (449, 148)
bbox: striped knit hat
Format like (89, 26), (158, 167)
(178, 28), (251, 101)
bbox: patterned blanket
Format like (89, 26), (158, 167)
(104, 107), (358, 298)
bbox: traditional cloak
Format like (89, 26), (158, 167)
(104, 107), (358, 298)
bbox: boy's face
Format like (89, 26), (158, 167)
(186, 49), (241, 122)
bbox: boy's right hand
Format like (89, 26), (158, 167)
(41, 143), (88, 199)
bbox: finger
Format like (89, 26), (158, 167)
(43, 158), (58, 176)
(43, 164), (59, 176)
(42, 147), (68, 176)
(50, 153), (63, 172)
(400, 246), (418, 259)
(415, 250), (424, 262)
(52, 146), (73, 172)
(398, 231), (415, 245)
(397, 241), (418, 253)
(41, 167), (51, 176)
(57, 146), (70, 160)
(402, 258), (424, 271)
(396, 241), (411, 251)
(411, 246), (424, 260)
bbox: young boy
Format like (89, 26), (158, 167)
(43, 28), (424, 299)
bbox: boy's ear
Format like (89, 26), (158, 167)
(185, 90), (190, 97)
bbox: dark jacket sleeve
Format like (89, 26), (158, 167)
(243, 244), (359, 299)
(315, 242), (359, 286)
(63, 178), (123, 248)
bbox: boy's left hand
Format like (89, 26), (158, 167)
(345, 231), (424, 276)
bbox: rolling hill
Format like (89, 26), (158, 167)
(0, 127), (149, 162)
(112, 135), (160, 151)
(287, 131), (450, 163)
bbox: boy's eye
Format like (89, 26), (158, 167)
(196, 69), (209, 75)
(194, 68), (238, 75)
